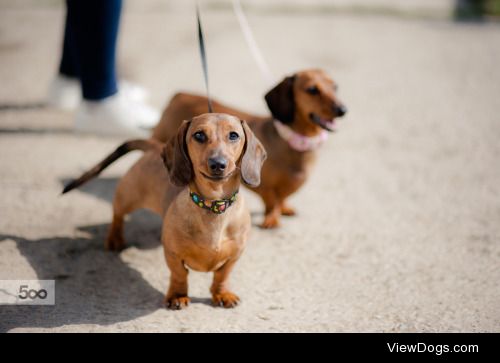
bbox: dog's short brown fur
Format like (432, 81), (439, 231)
(64, 113), (266, 309)
(152, 69), (347, 228)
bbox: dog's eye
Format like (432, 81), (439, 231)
(193, 131), (207, 143)
(229, 131), (240, 141)
(306, 86), (319, 95)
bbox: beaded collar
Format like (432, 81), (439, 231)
(273, 120), (328, 152)
(189, 189), (239, 214)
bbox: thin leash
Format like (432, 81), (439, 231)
(231, 0), (275, 87)
(193, 5), (240, 214)
(196, 3), (213, 113)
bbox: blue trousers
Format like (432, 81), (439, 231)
(59, 0), (122, 100)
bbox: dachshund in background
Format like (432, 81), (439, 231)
(151, 69), (347, 228)
(63, 113), (266, 309)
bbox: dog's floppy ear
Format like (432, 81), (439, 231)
(240, 120), (267, 187)
(264, 75), (296, 124)
(162, 120), (192, 186)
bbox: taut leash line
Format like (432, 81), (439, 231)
(196, 3), (213, 113)
(232, 0), (274, 87)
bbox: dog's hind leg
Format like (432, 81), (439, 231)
(106, 212), (126, 251)
(105, 175), (142, 251)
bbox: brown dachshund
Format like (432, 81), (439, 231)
(63, 113), (266, 309)
(151, 69), (347, 228)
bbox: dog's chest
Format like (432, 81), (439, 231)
(182, 219), (239, 272)
(183, 238), (235, 272)
(271, 149), (316, 177)
(280, 159), (314, 186)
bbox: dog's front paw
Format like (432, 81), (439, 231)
(212, 291), (240, 308)
(260, 215), (280, 229)
(165, 295), (190, 310)
(281, 205), (296, 216)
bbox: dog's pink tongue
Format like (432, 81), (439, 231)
(323, 118), (336, 129)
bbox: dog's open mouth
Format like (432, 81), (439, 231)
(309, 113), (336, 132)
(201, 171), (234, 182)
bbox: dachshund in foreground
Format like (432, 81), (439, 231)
(151, 69), (347, 228)
(63, 113), (266, 309)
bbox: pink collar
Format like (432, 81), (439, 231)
(273, 120), (328, 152)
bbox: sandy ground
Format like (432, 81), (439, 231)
(0, 1), (499, 332)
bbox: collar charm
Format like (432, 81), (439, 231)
(273, 120), (328, 152)
(190, 190), (238, 214)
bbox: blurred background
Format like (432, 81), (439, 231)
(1, 0), (499, 112)
(0, 0), (499, 332)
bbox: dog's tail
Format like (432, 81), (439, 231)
(62, 139), (163, 194)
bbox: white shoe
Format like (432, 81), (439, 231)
(74, 92), (160, 138)
(119, 80), (149, 104)
(47, 74), (149, 111)
(47, 74), (81, 110)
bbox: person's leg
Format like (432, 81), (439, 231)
(59, 12), (79, 79)
(50, 0), (159, 136)
(50, 1), (148, 110)
(47, 7), (82, 110)
(66, 0), (121, 100)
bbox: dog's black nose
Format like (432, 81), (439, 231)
(335, 105), (347, 117)
(208, 157), (227, 174)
